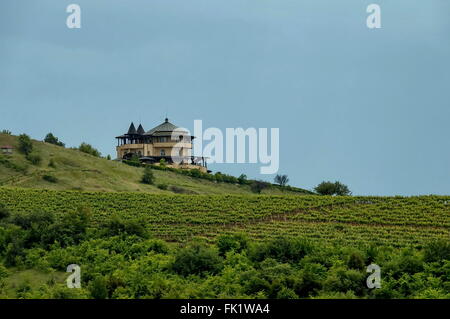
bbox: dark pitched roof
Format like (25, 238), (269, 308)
(137, 124), (145, 135)
(144, 118), (188, 136)
(127, 122), (137, 135)
(0, 145), (14, 149)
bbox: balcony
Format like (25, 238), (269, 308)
(153, 142), (192, 148)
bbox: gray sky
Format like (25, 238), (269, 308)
(1, 0), (449, 195)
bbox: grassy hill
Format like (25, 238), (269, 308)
(1, 133), (449, 299)
(0, 133), (310, 195)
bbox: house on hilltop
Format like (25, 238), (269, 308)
(1, 145), (14, 155)
(116, 118), (207, 172)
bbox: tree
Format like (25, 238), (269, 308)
(251, 180), (269, 194)
(314, 181), (351, 196)
(1, 130), (11, 135)
(274, 174), (289, 187)
(334, 181), (351, 196)
(78, 142), (101, 157)
(238, 174), (248, 185)
(18, 134), (33, 155)
(44, 133), (65, 147)
(141, 166), (155, 185)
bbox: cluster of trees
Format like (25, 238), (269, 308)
(18, 134), (41, 165)
(44, 133), (65, 147)
(0, 205), (448, 299)
(77, 143), (101, 157)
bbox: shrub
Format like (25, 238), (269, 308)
(295, 263), (327, 297)
(130, 154), (140, 163)
(100, 214), (148, 238)
(141, 167), (155, 185)
(424, 240), (450, 263)
(172, 243), (223, 276)
(78, 143), (101, 157)
(323, 267), (366, 296)
(42, 175), (58, 183)
(44, 133), (65, 147)
(251, 237), (313, 263)
(315, 181), (351, 196)
(157, 183), (168, 190)
(26, 153), (42, 165)
(48, 158), (56, 168)
(89, 276), (108, 299)
(238, 174), (248, 185)
(122, 159), (142, 167)
(0, 203), (10, 220)
(18, 134), (33, 155)
(216, 234), (248, 256)
(274, 174), (289, 187)
(347, 252), (365, 270)
(250, 180), (269, 194)
(170, 186), (191, 194)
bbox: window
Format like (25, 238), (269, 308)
(160, 149), (165, 156)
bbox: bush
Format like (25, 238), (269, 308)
(172, 243), (223, 276)
(78, 143), (101, 157)
(44, 133), (65, 147)
(89, 276), (108, 299)
(216, 234), (248, 256)
(141, 167), (155, 185)
(122, 159), (143, 167)
(101, 214), (148, 238)
(169, 186), (194, 194)
(274, 174), (289, 187)
(26, 153), (42, 165)
(315, 181), (351, 196)
(238, 174), (248, 185)
(250, 180), (269, 194)
(42, 175), (58, 183)
(0, 203), (10, 220)
(157, 183), (168, 190)
(347, 251), (366, 270)
(48, 158), (56, 168)
(18, 134), (33, 155)
(424, 240), (450, 263)
(251, 237), (313, 263)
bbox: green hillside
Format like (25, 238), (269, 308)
(1, 133), (449, 299)
(0, 188), (448, 299)
(0, 133), (308, 195)
(1, 187), (448, 248)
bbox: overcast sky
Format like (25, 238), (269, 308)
(1, 0), (449, 195)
